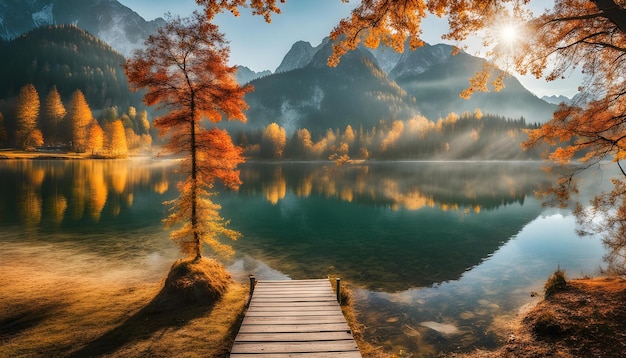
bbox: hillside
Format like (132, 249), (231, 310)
(0, 0), (164, 57)
(237, 39), (556, 136)
(0, 25), (143, 111)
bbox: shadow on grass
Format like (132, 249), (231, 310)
(0, 304), (62, 340)
(68, 288), (218, 357)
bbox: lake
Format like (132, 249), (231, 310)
(0, 159), (612, 356)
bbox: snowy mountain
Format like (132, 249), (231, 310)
(0, 0), (164, 57)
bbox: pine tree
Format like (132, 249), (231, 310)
(67, 90), (92, 153)
(15, 84), (44, 150)
(43, 86), (66, 146)
(87, 121), (104, 155)
(106, 120), (127, 157)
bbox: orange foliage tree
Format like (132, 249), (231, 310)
(42, 86), (66, 146)
(67, 90), (93, 153)
(126, 12), (251, 260)
(15, 84), (44, 150)
(87, 121), (104, 155)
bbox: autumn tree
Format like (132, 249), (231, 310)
(67, 90), (93, 152)
(15, 84), (44, 150)
(105, 120), (128, 157)
(42, 86), (66, 145)
(87, 121), (104, 155)
(261, 122), (287, 158)
(126, 12), (250, 260)
(139, 109), (150, 135)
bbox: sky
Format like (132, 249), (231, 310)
(119, 0), (582, 98)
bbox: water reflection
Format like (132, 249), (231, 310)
(221, 161), (553, 291)
(0, 159), (609, 356)
(240, 161), (539, 213)
(0, 159), (177, 230)
(352, 212), (605, 354)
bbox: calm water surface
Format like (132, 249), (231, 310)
(0, 159), (611, 356)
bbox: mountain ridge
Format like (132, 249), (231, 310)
(0, 0), (164, 57)
(239, 37), (556, 134)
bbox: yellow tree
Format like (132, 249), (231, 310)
(261, 122), (287, 158)
(104, 120), (128, 157)
(43, 85), (66, 145)
(67, 90), (92, 153)
(15, 84), (44, 150)
(126, 12), (250, 260)
(87, 121), (104, 155)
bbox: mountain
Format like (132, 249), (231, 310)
(0, 25), (143, 110)
(395, 49), (557, 121)
(541, 94), (573, 105)
(275, 39), (328, 73)
(237, 39), (556, 135)
(235, 66), (272, 85)
(0, 0), (164, 57)
(232, 40), (416, 135)
(388, 43), (453, 80)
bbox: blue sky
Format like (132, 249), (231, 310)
(119, 0), (581, 98)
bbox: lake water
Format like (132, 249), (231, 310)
(0, 159), (612, 356)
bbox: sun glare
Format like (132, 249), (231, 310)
(500, 24), (519, 44)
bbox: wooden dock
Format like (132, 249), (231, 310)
(231, 279), (361, 357)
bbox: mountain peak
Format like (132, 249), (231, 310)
(275, 40), (316, 73)
(235, 66), (272, 85)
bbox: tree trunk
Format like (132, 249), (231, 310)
(190, 98), (201, 261)
(592, 0), (626, 34)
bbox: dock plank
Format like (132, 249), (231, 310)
(231, 279), (361, 357)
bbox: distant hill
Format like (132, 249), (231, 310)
(542, 94), (572, 105)
(0, 25), (143, 111)
(0, 0), (164, 57)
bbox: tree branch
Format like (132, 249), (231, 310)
(591, 0), (626, 34)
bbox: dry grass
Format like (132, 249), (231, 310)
(454, 276), (626, 358)
(0, 244), (249, 357)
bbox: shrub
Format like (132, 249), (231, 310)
(153, 257), (232, 310)
(544, 267), (567, 298)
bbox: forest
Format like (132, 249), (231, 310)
(234, 112), (544, 160)
(0, 83), (151, 156)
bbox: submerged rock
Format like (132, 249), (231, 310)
(420, 321), (460, 335)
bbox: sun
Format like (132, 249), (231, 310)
(500, 24), (519, 44)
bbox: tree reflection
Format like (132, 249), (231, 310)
(87, 161), (107, 221)
(241, 162), (538, 213)
(0, 160), (174, 226)
(262, 167), (286, 205)
(224, 162), (554, 291)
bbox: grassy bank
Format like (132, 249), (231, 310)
(455, 276), (626, 358)
(0, 249), (249, 357)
